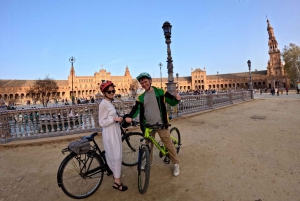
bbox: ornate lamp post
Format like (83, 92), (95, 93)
(158, 62), (163, 89)
(234, 75), (237, 90)
(69, 56), (76, 105)
(277, 79), (280, 95)
(162, 21), (176, 95)
(217, 71), (219, 92)
(247, 60), (253, 99)
(176, 73), (179, 92)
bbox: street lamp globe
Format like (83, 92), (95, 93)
(162, 21), (172, 36)
(247, 60), (251, 70)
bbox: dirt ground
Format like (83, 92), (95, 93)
(1, 97), (300, 201)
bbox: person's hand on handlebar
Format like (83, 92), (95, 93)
(125, 117), (132, 123)
(113, 117), (123, 122)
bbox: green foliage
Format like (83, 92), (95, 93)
(26, 75), (59, 107)
(282, 43), (300, 87)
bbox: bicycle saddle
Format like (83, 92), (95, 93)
(81, 132), (98, 141)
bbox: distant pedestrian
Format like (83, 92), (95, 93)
(260, 88), (262, 95)
(286, 87), (289, 95)
(277, 90), (279, 96)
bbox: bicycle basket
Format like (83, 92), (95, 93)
(68, 138), (91, 155)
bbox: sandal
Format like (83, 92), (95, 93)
(113, 182), (128, 192)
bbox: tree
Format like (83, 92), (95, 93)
(282, 43), (300, 87)
(26, 75), (59, 107)
(129, 80), (140, 99)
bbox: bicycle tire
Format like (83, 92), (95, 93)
(170, 127), (181, 154)
(138, 146), (150, 194)
(57, 151), (104, 199)
(122, 132), (143, 166)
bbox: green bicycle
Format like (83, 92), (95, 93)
(137, 122), (181, 194)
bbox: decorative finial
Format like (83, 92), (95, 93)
(69, 56), (76, 67)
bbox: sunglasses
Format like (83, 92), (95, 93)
(106, 90), (116, 94)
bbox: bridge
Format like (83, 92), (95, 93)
(0, 92), (299, 200)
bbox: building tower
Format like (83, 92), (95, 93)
(266, 19), (285, 88)
(68, 66), (76, 85)
(124, 65), (130, 76)
(67, 65), (76, 100)
(266, 19), (284, 76)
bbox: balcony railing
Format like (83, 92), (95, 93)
(0, 91), (251, 143)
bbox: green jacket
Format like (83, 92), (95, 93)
(127, 86), (180, 132)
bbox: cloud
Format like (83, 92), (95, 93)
(111, 59), (124, 63)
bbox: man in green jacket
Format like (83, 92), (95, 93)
(125, 72), (181, 176)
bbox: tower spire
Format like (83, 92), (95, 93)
(124, 65), (130, 76)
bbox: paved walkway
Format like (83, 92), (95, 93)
(254, 89), (300, 99)
(0, 95), (299, 201)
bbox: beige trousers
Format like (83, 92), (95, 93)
(147, 128), (179, 164)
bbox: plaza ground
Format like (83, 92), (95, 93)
(0, 92), (299, 201)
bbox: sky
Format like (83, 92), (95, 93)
(1, 0), (300, 80)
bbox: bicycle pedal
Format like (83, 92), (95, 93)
(163, 157), (170, 164)
(159, 152), (163, 158)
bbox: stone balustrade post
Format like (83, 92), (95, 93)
(0, 99), (10, 143)
(208, 94), (213, 109)
(229, 92), (233, 104)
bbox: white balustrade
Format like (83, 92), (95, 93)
(0, 92), (250, 143)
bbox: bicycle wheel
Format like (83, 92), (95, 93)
(138, 146), (150, 194)
(57, 152), (104, 199)
(170, 127), (181, 154)
(122, 132), (143, 166)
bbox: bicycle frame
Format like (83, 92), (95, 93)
(143, 127), (179, 156)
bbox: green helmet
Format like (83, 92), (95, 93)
(136, 72), (151, 81)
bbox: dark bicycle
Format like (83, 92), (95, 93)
(57, 132), (112, 199)
(57, 121), (143, 199)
